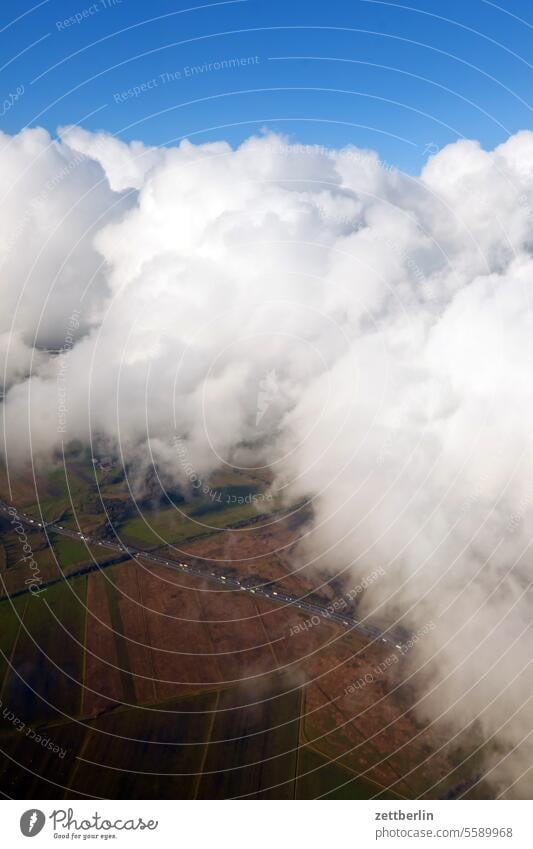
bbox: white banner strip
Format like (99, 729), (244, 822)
(3, 799), (532, 848)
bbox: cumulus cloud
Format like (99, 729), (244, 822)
(2, 126), (533, 794)
(58, 125), (160, 192)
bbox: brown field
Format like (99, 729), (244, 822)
(0, 546), (485, 799)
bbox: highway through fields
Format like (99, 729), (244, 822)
(0, 500), (406, 650)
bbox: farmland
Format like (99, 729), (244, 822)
(0, 456), (491, 799)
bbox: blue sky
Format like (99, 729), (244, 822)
(2, 0), (533, 172)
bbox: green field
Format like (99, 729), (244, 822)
(296, 746), (399, 799)
(120, 500), (263, 549)
(0, 595), (29, 707)
(1, 577), (87, 725)
(52, 535), (93, 568)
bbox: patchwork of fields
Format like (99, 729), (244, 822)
(0, 458), (488, 799)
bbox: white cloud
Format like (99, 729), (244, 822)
(2, 126), (533, 793)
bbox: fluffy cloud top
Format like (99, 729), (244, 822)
(2, 125), (533, 794)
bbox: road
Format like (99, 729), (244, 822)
(0, 500), (406, 650)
